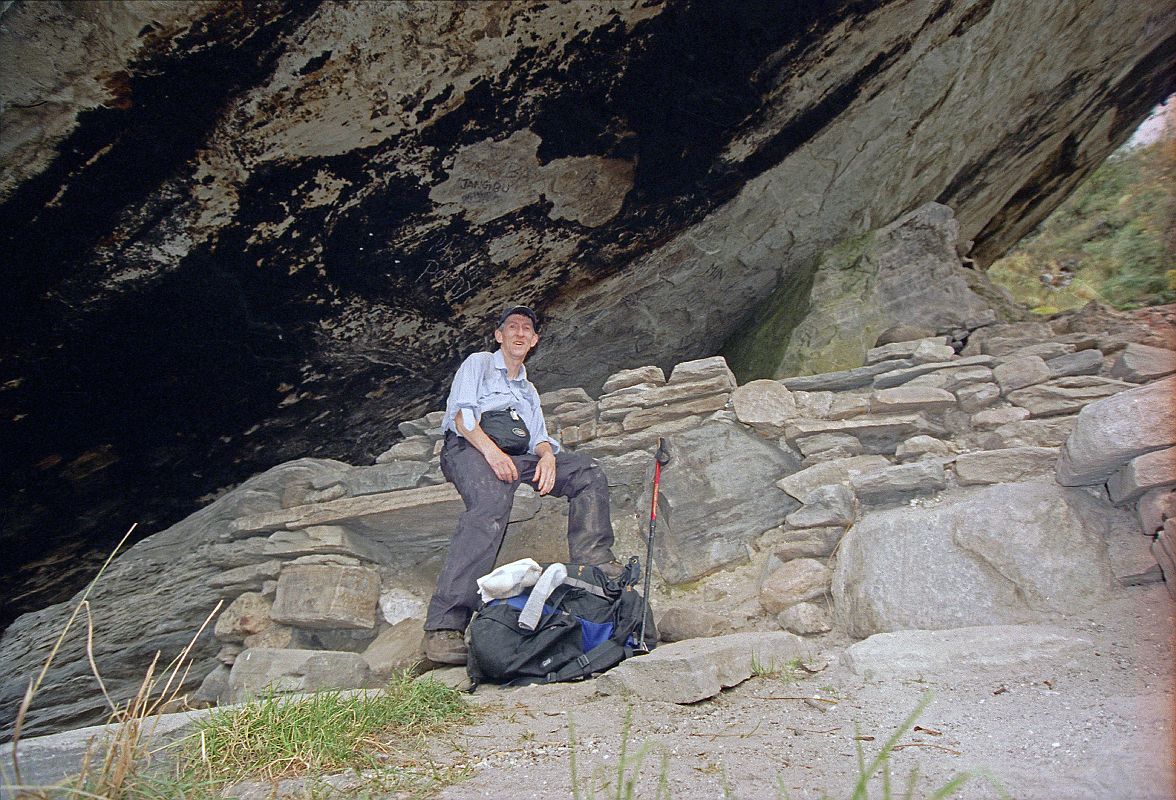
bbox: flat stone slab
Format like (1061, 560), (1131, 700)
(776, 455), (891, 502)
(841, 625), (1093, 676)
(954, 447), (1058, 486)
(270, 564), (380, 630)
(596, 631), (805, 703)
(1108, 342), (1176, 382)
(869, 385), (956, 413)
(782, 360), (914, 392)
(230, 483), (463, 535)
(1007, 375), (1133, 418)
(782, 413), (932, 447)
(228, 649), (371, 703)
(871, 355), (996, 389)
(1107, 447), (1176, 506)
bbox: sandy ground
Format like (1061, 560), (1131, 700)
(427, 580), (1174, 800)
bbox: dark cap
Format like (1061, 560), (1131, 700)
(498, 304), (539, 331)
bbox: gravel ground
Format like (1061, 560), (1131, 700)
(429, 580), (1174, 800)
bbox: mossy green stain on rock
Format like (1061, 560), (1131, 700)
(722, 261), (816, 384)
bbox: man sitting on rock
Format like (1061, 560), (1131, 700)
(423, 304), (621, 665)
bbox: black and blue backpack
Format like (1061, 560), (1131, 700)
(466, 559), (657, 688)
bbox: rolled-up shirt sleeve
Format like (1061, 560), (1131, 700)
(446, 354), (486, 434)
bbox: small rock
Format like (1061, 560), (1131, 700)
(270, 564), (380, 630)
(622, 393), (729, 432)
(216, 643), (243, 665)
(667, 356), (736, 387)
(1107, 447), (1176, 506)
(971, 406), (1031, 431)
(759, 558), (831, 614)
(986, 416), (1077, 448)
(419, 666), (471, 692)
(784, 484), (856, 528)
(850, 461), (946, 503)
(870, 386), (956, 413)
(539, 386), (593, 409)
(1045, 349), (1103, 379)
(777, 602), (832, 635)
(192, 664), (231, 706)
(209, 560), (284, 597)
(911, 340), (956, 364)
(783, 361), (914, 392)
(214, 592), (273, 643)
(757, 525), (844, 560)
(243, 624), (296, 650)
(657, 607), (733, 642)
(895, 435), (954, 462)
(731, 379), (798, 436)
(777, 455), (891, 502)
(796, 432), (862, 459)
(875, 324), (936, 346)
(955, 381), (1001, 412)
(375, 435), (435, 463)
(362, 620), (427, 682)
(1137, 487), (1176, 537)
(1009, 342), (1076, 361)
(1008, 375), (1134, 418)
(993, 356), (1050, 395)
(227, 649), (371, 703)
(866, 337), (949, 364)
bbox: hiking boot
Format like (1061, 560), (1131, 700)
(595, 560), (626, 580)
(424, 630), (467, 665)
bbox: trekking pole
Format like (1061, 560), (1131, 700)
(638, 437), (670, 651)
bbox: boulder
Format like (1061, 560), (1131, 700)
(953, 447), (1058, 486)
(647, 421), (801, 584)
(784, 484), (855, 528)
(1108, 342), (1176, 383)
(269, 564), (380, 630)
(849, 461), (947, 504)
(361, 620), (426, 682)
(832, 482), (1117, 638)
(841, 625), (1093, 676)
(227, 649), (371, 703)
(656, 607), (734, 642)
(1056, 376), (1176, 485)
(1106, 447), (1176, 506)
(731, 379), (798, 436)
(601, 366), (667, 394)
(911, 340), (956, 364)
(596, 632), (805, 704)
(759, 559), (831, 614)
(993, 356), (1050, 395)
(776, 455), (891, 502)
(1007, 375), (1133, 418)
(777, 602), (832, 635)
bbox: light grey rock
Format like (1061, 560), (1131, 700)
(227, 649), (371, 703)
(796, 432), (863, 459)
(1056, 376), (1176, 485)
(954, 447), (1058, 485)
(993, 355), (1050, 395)
(987, 416), (1077, 448)
(777, 602), (832, 635)
(872, 355), (996, 389)
(866, 337), (949, 364)
(1046, 349), (1104, 378)
(667, 356), (737, 387)
(1108, 342), (1176, 383)
(757, 525), (844, 561)
(895, 435), (955, 462)
(827, 392), (872, 420)
(270, 564), (380, 630)
(776, 455), (891, 502)
(1137, 487), (1176, 537)
(397, 411), (444, 438)
(193, 664), (231, 706)
(907, 365), (994, 391)
(361, 620), (426, 682)
(783, 413), (934, 454)
(971, 406), (1030, 430)
(420, 666), (472, 692)
(243, 624), (296, 650)
(621, 392), (728, 432)
(598, 382), (658, 414)
(539, 386), (593, 410)
(964, 323), (1055, 356)
(646, 422), (801, 584)
(1010, 342), (1076, 361)
(760, 558), (832, 614)
(850, 461), (946, 503)
(596, 632), (805, 704)
(375, 435), (435, 463)
(656, 607), (734, 642)
(875, 325), (936, 346)
(869, 385), (956, 413)
(548, 401), (598, 429)
(841, 625), (1093, 676)
(211, 525), (393, 567)
(601, 365), (666, 394)
(832, 482), (1117, 637)
(1107, 447), (1176, 506)
(1156, 526), (1176, 601)
(782, 361), (914, 392)
(216, 643), (243, 666)
(731, 379), (798, 436)
(793, 390), (835, 418)
(317, 461), (430, 496)
(209, 560), (285, 597)
(784, 484), (855, 528)
(1009, 375), (1134, 417)
(575, 414), (705, 458)
(214, 592), (273, 643)
(911, 340), (956, 364)
(955, 381), (1001, 412)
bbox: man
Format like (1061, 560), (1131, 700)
(423, 304), (620, 665)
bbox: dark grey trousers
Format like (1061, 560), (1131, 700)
(424, 434), (616, 632)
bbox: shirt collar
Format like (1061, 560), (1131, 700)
(492, 349), (527, 382)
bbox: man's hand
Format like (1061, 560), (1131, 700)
(483, 445), (519, 483)
(534, 451), (557, 495)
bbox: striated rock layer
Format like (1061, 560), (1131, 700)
(0, 0), (1173, 622)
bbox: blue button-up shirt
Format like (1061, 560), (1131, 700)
(441, 350), (560, 455)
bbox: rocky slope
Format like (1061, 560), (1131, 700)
(1, 0), (1174, 623)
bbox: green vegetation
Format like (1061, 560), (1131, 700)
(990, 135), (1175, 313)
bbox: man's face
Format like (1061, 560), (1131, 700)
(494, 313), (539, 360)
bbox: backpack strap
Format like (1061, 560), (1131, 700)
(544, 638), (631, 683)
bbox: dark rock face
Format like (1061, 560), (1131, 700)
(0, 0), (1172, 624)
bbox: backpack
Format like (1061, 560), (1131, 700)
(466, 559), (656, 688)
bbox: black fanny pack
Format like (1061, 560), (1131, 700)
(480, 408), (531, 455)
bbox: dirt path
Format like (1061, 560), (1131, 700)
(429, 581), (1174, 800)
